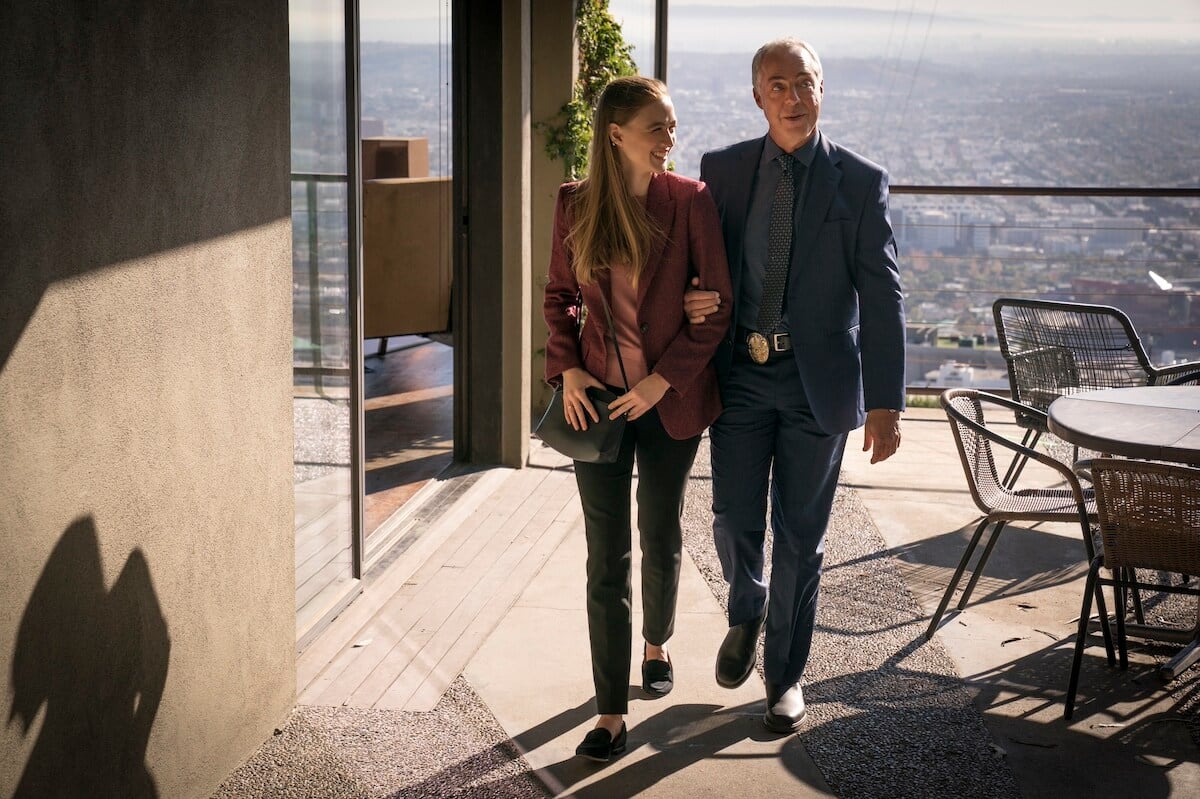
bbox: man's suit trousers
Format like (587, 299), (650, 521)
(710, 351), (848, 686)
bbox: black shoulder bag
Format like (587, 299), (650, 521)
(535, 291), (630, 464)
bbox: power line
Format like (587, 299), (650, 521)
(873, 0), (920, 146)
(875, 0), (905, 96)
(894, 0), (940, 141)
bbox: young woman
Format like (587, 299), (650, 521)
(543, 75), (733, 762)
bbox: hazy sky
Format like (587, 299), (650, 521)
(657, 1), (1200, 55)
(677, 0), (1198, 14)
(294, 0), (1200, 49)
(671, 0), (1200, 27)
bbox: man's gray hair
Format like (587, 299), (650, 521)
(751, 38), (823, 87)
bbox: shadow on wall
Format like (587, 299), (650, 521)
(8, 516), (170, 798)
(0, 1), (290, 373)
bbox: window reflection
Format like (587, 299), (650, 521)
(290, 0), (355, 643)
(358, 0), (455, 546)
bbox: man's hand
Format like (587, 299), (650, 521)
(862, 408), (901, 464)
(562, 367), (606, 431)
(684, 276), (722, 324)
(609, 373), (670, 422)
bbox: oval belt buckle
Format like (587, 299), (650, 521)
(747, 332), (770, 365)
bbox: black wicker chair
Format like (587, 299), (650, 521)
(992, 297), (1200, 486)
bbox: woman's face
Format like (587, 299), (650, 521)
(609, 96), (676, 183)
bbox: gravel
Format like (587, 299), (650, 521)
(219, 435), (1042, 798)
(294, 397), (352, 484)
(681, 437), (1023, 799)
(211, 680), (549, 799)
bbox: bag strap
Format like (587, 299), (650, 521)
(597, 289), (630, 392)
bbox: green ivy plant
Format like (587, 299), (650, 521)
(538, 0), (638, 180)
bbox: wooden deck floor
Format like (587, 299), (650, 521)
(294, 335), (455, 648)
(296, 445), (581, 711)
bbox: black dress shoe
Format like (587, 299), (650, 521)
(715, 607), (767, 688)
(764, 681), (806, 733)
(642, 647), (673, 696)
(575, 723), (627, 762)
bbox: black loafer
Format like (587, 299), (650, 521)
(575, 722), (627, 762)
(716, 607), (767, 688)
(642, 649), (673, 697)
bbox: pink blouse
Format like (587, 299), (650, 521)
(604, 264), (649, 389)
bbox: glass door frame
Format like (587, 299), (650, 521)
(345, 0), (366, 580)
(291, 0), (365, 652)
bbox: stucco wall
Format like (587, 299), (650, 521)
(0, 2), (295, 797)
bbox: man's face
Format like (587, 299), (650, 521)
(753, 44), (823, 152)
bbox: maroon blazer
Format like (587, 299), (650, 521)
(543, 170), (733, 440)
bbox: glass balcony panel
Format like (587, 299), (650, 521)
(894, 194), (1200, 391)
(663, 3), (1199, 391)
(609, 0), (657, 76)
(665, 4), (1199, 186)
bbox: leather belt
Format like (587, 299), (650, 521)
(738, 326), (792, 364)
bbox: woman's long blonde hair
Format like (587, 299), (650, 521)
(566, 76), (667, 287)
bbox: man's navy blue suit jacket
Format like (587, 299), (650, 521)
(700, 133), (907, 435)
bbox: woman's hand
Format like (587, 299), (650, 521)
(562, 367), (606, 431)
(609, 374), (670, 422)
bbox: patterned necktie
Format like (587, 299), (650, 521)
(757, 152), (795, 334)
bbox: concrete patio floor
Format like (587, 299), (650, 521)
(217, 405), (1199, 798)
(840, 406), (1200, 797)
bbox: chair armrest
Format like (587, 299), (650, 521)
(968, 390), (1050, 429)
(949, 393), (1081, 491)
(1153, 360), (1200, 385)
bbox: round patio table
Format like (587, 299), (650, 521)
(1048, 384), (1200, 681)
(1047, 385), (1200, 466)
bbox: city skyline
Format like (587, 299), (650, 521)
(338, 39), (1200, 367)
(292, 37), (1200, 389)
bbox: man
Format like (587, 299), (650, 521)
(684, 37), (905, 732)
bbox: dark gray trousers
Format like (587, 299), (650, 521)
(574, 405), (700, 715)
